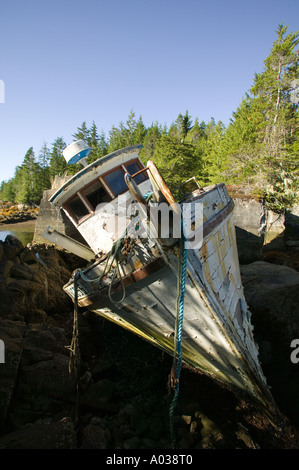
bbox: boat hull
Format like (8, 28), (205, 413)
(63, 184), (272, 407)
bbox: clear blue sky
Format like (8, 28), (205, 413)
(0, 0), (298, 184)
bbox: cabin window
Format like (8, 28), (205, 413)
(103, 168), (128, 196)
(125, 161), (147, 184)
(67, 195), (90, 220)
(102, 160), (147, 197)
(82, 179), (110, 209)
(65, 160), (148, 221)
(65, 179), (111, 223)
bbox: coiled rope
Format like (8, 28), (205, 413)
(73, 214), (139, 307)
(169, 221), (187, 447)
(77, 236), (128, 304)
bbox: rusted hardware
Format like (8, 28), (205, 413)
(121, 237), (134, 258)
(131, 167), (150, 178)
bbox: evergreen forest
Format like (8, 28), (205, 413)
(0, 25), (298, 212)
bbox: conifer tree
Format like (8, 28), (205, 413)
(251, 24), (299, 209)
(72, 121), (90, 142)
(169, 111), (193, 141)
(222, 95), (263, 183)
(0, 178), (16, 202)
(185, 118), (205, 145)
(88, 121), (101, 163)
(108, 111), (146, 152)
(108, 122), (127, 152)
(38, 142), (51, 191)
(224, 24), (299, 209)
(15, 147), (41, 204)
(201, 120), (226, 184)
(49, 137), (68, 179)
(98, 130), (108, 157)
(125, 110), (137, 146)
(133, 115), (147, 145)
(152, 135), (201, 194)
(140, 122), (162, 163)
(185, 118), (207, 172)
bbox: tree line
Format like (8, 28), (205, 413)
(0, 24), (298, 212)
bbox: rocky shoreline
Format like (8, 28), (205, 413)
(0, 233), (299, 449)
(0, 202), (39, 225)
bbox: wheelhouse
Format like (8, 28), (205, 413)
(49, 145), (151, 256)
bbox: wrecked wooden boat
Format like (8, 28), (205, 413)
(43, 140), (274, 410)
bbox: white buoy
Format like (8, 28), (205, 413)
(63, 140), (91, 167)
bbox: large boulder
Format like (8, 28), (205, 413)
(0, 417), (77, 449)
(0, 320), (76, 433)
(241, 261), (299, 338)
(0, 320), (26, 430)
(241, 261), (299, 424)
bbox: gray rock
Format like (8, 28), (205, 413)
(0, 319), (26, 430)
(233, 199), (265, 264)
(241, 261), (299, 338)
(81, 423), (107, 449)
(0, 417), (76, 449)
(1, 235), (23, 260)
(79, 379), (117, 412)
(241, 261), (299, 423)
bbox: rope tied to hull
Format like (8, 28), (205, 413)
(66, 270), (81, 426)
(169, 220), (188, 448)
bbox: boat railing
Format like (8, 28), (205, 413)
(175, 177), (203, 201)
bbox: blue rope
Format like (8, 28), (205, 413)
(143, 191), (153, 200)
(169, 221), (187, 447)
